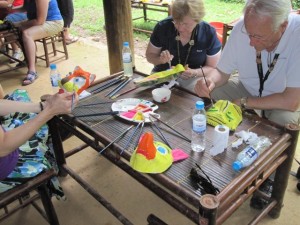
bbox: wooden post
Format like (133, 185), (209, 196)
(102, 0), (135, 74)
(199, 194), (219, 225)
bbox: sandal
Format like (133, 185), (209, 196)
(22, 71), (38, 86)
(65, 37), (78, 45)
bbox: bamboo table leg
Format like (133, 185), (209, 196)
(269, 124), (300, 218)
(199, 194), (219, 225)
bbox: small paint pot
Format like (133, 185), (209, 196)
(152, 88), (171, 103)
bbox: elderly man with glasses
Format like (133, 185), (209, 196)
(195, 0), (300, 210)
(195, 0), (300, 127)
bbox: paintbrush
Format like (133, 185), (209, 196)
(110, 86), (139, 100)
(150, 114), (191, 143)
(77, 101), (115, 107)
(112, 84), (157, 100)
(105, 77), (130, 97)
(107, 77), (132, 98)
(134, 121), (145, 148)
(71, 81), (75, 111)
(99, 125), (134, 154)
(75, 111), (120, 118)
(149, 117), (172, 149)
(121, 121), (143, 155)
(200, 66), (214, 107)
(91, 75), (124, 94)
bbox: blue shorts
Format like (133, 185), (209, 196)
(5, 12), (27, 23)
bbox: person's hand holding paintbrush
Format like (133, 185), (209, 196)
(159, 50), (174, 69)
(41, 92), (78, 116)
(194, 67), (217, 106)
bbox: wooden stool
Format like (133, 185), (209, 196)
(0, 21), (27, 74)
(0, 169), (60, 225)
(35, 31), (69, 67)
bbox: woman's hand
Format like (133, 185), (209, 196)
(159, 50), (174, 65)
(179, 65), (198, 80)
(43, 92), (78, 116)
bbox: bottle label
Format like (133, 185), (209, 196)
(51, 75), (59, 87)
(192, 118), (206, 133)
(123, 52), (131, 63)
(245, 146), (258, 159)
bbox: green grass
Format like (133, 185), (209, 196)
(72, 0), (244, 39)
(131, 0), (244, 38)
(73, 0), (104, 36)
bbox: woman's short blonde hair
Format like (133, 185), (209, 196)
(171, 0), (205, 23)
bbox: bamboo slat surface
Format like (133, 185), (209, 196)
(56, 71), (298, 224)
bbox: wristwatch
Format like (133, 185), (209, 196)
(240, 97), (248, 110)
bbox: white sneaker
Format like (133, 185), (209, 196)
(9, 50), (23, 63)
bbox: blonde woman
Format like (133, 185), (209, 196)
(146, 0), (221, 91)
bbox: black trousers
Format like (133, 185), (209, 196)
(57, 0), (74, 28)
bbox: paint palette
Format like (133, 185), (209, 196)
(111, 98), (159, 123)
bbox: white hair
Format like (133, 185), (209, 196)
(243, 0), (291, 31)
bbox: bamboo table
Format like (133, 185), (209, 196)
(49, 71), (299, 225)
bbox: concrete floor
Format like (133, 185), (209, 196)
(0, 39), (299, 225)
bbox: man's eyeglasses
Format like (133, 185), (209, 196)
(241, 24), (273, 42)
(190, 163), (220, 195)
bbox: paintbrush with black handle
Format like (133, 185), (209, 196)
(149, 114), (191, 143)
(91, 75), (124, 94)
(200, 66), (214, 107)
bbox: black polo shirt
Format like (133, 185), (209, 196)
(150, 17), (221, 72)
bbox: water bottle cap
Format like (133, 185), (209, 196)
(123, 42), (129, 47)
(50, 64), (57, 70)
(232, 161), (242, 171)
(195, 101), (204, 110)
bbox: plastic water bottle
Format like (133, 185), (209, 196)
(49, 64), (61, 93)
(191, 100), (206, 152)
(122, 42), (133, 77)
(232, 136), (272, 171)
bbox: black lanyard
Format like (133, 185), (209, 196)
(256, 51), (280, 97)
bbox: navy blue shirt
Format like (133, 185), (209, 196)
(150, 17), (221, 72)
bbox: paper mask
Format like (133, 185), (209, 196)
(130, 132), (173, 173)
(206, 100), (242, 131)
(59, 66), (96, 95)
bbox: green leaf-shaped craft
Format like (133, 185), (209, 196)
(134, 64), (185, 87)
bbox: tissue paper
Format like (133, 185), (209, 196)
(210, 125), (230, 156)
